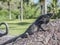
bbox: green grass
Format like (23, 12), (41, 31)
(3, 19), (36, 36)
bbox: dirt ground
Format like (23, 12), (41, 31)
(0, 19), (60, 45)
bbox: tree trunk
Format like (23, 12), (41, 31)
(18, 15), (21, 21)
(40, 0), (47, 14)
(7, 1), (11, 20)
(20, 0), (23, 21)
(45, 0), (47, 14)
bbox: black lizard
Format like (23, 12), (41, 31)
(0, 13), (53, 45)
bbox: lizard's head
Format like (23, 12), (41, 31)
(47, 13), (53, 18)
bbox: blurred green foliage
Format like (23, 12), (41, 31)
(0, 0), (60, 21)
